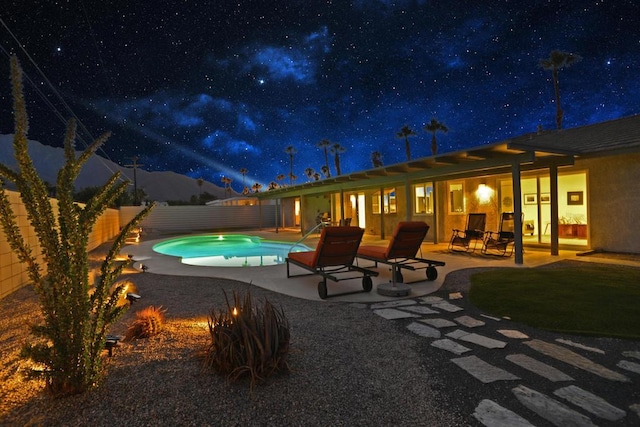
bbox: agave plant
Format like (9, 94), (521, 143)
(205, 291), (290, 389)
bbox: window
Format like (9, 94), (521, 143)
(413, 182), (433, 214)
(449, 182), (464, 213)
(372, 188), (397, 214)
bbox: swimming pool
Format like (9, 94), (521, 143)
(151, 234), (311, 267)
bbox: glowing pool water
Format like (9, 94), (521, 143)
(152, 234), (311, 267)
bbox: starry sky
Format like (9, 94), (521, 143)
(1, 0), (638, 193)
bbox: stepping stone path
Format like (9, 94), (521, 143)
(367, 293), (640, 426)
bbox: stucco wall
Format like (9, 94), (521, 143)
(581, 153), (640, 253)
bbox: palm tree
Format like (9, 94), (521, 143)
(197, 177), (204, 198)
(538, 50), (582, 130)
(267, 181), (278, 191)
(304, 167), (315, 182)
(276, 173), (286, 187)
(252, 182), (263, 193)
(220, 176), (232, 197)
(242, 186), (250, 196)
(239, 168), (248, 187)
(371, 151), (383, 167)
(330, 143), (346, 176)
(396, 125), (416, 161)
(424, 118), (448, 156)
(320, 165), (330, 178)
(316, 139), (332, 178)
(313, 172), (321, 181)
(284, 145), (297, 185)
(289, 172), (297, 184)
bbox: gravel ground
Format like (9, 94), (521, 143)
(0, 271), (466, 426)
(1, 259), (639, 426)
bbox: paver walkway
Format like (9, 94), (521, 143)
(368, 293), (640, 426)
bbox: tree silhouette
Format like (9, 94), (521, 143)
(252, 182), (263, 193)
(304, 167), (315, 182)
(396, 125), (416, 161)
(276, 173), (286, 187)
(267, 181), (278, 190)
(197, 177), (204, 198)
(320, 165), (330, 178)
(284, 145), (297, 185)
(371, 151), (383, 167)
(316, 139), (332, 178)
(330, 143), (346, 176)
(239, 168), (248, 187)
(539, 50), (582, 130)
(423, 118), (448, 155)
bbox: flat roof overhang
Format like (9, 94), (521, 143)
(255, 142), (576, 200)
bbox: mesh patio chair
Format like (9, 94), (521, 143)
(448, 213), (487, 252)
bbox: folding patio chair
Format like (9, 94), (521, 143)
(448, 213), (486, 252)
(482, 212), (519, 256)
(286, 226), (378, 299)
(357, 221), (445, 285)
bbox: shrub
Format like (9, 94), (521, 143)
(205, 291), (291, 389)
(0, 56), (154, 396)
(124, 305), (167, 341)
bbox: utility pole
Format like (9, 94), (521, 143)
(125, 156), (143, 205)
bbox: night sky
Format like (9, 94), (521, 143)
(1, 1), (638, 193)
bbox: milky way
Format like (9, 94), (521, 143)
(1, 1), (638, 193)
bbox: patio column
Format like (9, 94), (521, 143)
(550, 164), (559, 255)
(339, 188), (345, 222)
(274, 198), (279, 233)
(405, 175), (412, 221)
(511, 161), (524, 264)
(379, 186), (385, 239)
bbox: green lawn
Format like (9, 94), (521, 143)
(469, 263), (640, 339)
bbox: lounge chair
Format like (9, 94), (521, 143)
(357, 221), (445, 285)
(482, 212), (520, 256)
(448, 213), (486, 252)
(286, 226), (378, 299)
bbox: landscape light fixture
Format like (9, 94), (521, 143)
(126, 292), (141, 303)
(104, 334), (123, 357)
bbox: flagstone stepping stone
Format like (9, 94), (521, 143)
(497, 329), (529, 339)
(407, 322), (441, 338)
(513, 385), (597, 427)
(630, 404), (640, 418)
(420, 296), (443, 304)
(370, 300), (417, 309)
(623, 350), (640, 360)
(556, 338), (605, 354)
(452, 356), (520, 383)
(447, 329), (507, 349)
(480, 313), (501, 322)
(431, 301), (464, 312)
(506, 354), (574, 382)
(473, 399), (536, 427)
(617, 360), (640, 375)
(448, 292), (463, 300)
(399, 305), (440, 315)
(454, 315), (485, 328)
(419, 318), (457, 328)
(431, 339), (471, 355)
(525, 339), (631, 382)
(349, 303), (368, 309)
(372, 308), (421, 320)
(554, 385), (627, 421)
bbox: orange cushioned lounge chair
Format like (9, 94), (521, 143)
(357, 221), (445, 285)
(286, 226), (378, 299)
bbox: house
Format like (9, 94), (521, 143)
(254, 114), (640, 264)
